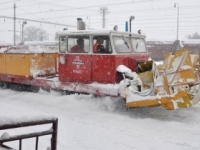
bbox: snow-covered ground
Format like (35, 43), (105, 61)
(0, 86), (200, 150)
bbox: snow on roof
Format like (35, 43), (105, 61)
(56, 29), (146, 38)
(4, 45), (58, 54)
(24, 41), (58, 46)
(0, 47), (8, 53)
(0, 41), (59, 53)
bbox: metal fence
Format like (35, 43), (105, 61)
(0, 117), (58, 150)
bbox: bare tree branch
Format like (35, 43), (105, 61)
(24, 26), (48, 41)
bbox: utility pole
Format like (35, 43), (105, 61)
(19, 21), (21, 41)
(100, 7), (108, 28)
(14, 3), (16, 45)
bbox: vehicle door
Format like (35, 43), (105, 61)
(91, 35), (115, 83)
(59, 35), (92, 83)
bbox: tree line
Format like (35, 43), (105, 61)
(187, 32), (200, 39)
(15, 26), (49, 43)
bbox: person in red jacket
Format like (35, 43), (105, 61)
(93, 38), (106, 53)
(71, 38), (84, 53)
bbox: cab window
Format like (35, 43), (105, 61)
(68, 36), (90, 53)
(132, 38), (147, 53)
(59, 37), (67, 53)
(93, 35), (111, 54)
(113, 36), (132, 53)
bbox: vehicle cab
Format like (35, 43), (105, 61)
(57, 30), (149, 84)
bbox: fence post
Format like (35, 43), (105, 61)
(51, 119), (58, 150)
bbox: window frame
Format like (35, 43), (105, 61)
(59, 36), (67, 53)
(67, 35), (90, 53)
(92, 35), (112, 54)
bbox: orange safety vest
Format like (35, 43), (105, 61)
(93, 43), (100, 53)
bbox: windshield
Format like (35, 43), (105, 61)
(132, 38), (147, 53)
(113, 36), (132, 53)
(68, 35), (90, 53)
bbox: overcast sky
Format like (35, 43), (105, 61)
(0, 0), (200, 42)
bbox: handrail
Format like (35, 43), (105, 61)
(0, 117), (58, 150)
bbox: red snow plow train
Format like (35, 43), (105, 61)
(0, 21), (200, 110)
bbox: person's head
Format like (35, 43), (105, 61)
(77, 38), (84, 46)
(97, 38), (104, 44)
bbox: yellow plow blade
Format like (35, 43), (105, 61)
(125, 48), (200, 110)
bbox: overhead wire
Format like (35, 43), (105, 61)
(26, 4), (200, 25)
(32, 0), (97, 12)
(0, 15), (76, 27)
(107, 5), (200, 15)
(0, 0), (199, 38)
(101, 15), (200, 24)
(0, 0), (20, 5)
(11, 2), (200, 18)
(0, 0), (69, 11)
(1, 0), (155, 27)
(15, 0), (162, 16)
(50, 12), (200, 23)
(17, 7), (45, 20)
(1, 0), (200, 27)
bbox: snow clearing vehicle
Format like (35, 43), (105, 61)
(0, 19), (199, 110)
(121, 48), (200, 110)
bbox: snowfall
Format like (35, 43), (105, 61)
(0, 83), (200, 150)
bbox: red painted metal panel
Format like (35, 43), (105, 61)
(92, 55), (116, 83)
(128, 53), (149, 62)
(0, 73), (33, 84)
(91, 54), (148, 84)
(128, 57), (137, 72)
(59, 54), (92, 83)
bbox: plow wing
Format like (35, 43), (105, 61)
(120, 48), (200, 110)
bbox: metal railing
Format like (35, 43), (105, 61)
(0, 117), (58, 150)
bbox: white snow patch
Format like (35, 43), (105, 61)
(0, 47), (8, 53)
(180, 65), (192, 70)
(116, 65), (132, 74)
(59, 55), (65, 64)
(0, 89), (200, 150)
(30, 69), (42, 78)
(171, 55), (182, 71)
(187, 78), (195, 82)
(5, 45), (58, 54)
(0, 132), (10, 140)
